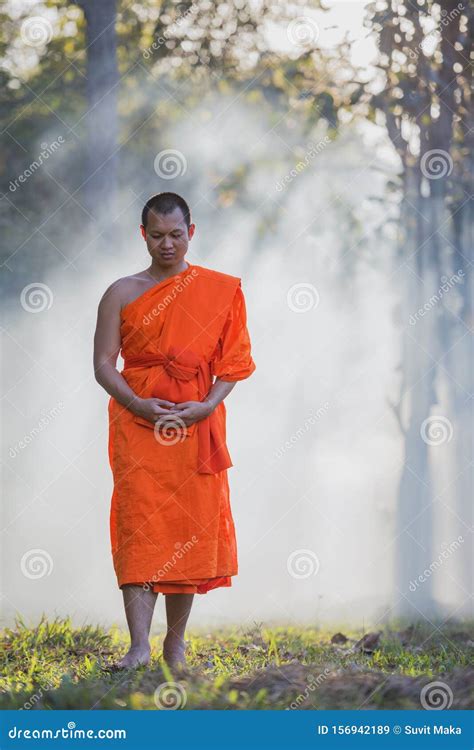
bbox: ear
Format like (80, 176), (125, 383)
(139, 224), (146, 240)
(188, 223), (196, 240)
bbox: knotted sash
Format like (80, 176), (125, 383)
(122, 345), (232, 475)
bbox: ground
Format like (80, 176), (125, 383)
(0, 616), (472, 710)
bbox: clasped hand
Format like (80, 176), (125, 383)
(132, 397), (214, 426)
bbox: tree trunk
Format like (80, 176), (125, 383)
(74, 0), (119, 246)
(394, 166), (439, 618)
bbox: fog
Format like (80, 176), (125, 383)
(2, 84), (471, 634)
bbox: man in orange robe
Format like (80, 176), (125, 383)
(93, 192), (256, 669)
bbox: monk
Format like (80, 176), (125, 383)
(93, 191), (256, 670)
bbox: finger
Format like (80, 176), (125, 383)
(154, 409), (179, 418)
(173, 407), (192, 415)
(167, 412), (190, 422)
(155, 399), (175, 407)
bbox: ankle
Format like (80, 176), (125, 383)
(129, 641), (150, 652)
(164, 632), (185, 646)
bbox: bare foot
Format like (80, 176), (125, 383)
(162, 633), (187, 668)
(112, 644), (151, 670)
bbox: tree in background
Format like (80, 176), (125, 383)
(364, 0), (472, 615)
(1, 0), (342, 273)
(69, 0), (119, 231)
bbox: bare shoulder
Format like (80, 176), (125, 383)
(99, 272), (150, 311)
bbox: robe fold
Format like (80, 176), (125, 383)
(108, 263), (256, 594)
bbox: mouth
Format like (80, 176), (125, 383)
(161, 252), (175, 258)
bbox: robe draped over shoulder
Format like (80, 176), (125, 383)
(107, 263), (256, 594)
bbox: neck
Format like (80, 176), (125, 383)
(148, 258), (189, 281)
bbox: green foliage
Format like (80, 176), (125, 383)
(0, 616), (472, 710)
(0, 0), (348, 278)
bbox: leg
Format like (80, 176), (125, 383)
(115, 584), (158, 668)
(163, 593), (194, 668)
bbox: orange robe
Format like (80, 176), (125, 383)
(108, 263), (256, 595)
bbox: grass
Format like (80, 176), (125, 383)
(0, 615), (472, 710)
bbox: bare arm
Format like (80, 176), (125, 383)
(93, 281), (138, 409)
(205, 378), (237, 409)
(93, 282), (175, 421)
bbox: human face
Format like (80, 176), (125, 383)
(140, 207), (195, 270)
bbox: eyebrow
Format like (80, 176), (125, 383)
(150, 229), (183, 234)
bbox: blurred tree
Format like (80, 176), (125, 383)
(1, 0), (346, 275)
(68, 0), (119, 247)
(364, 0), (472, 616)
